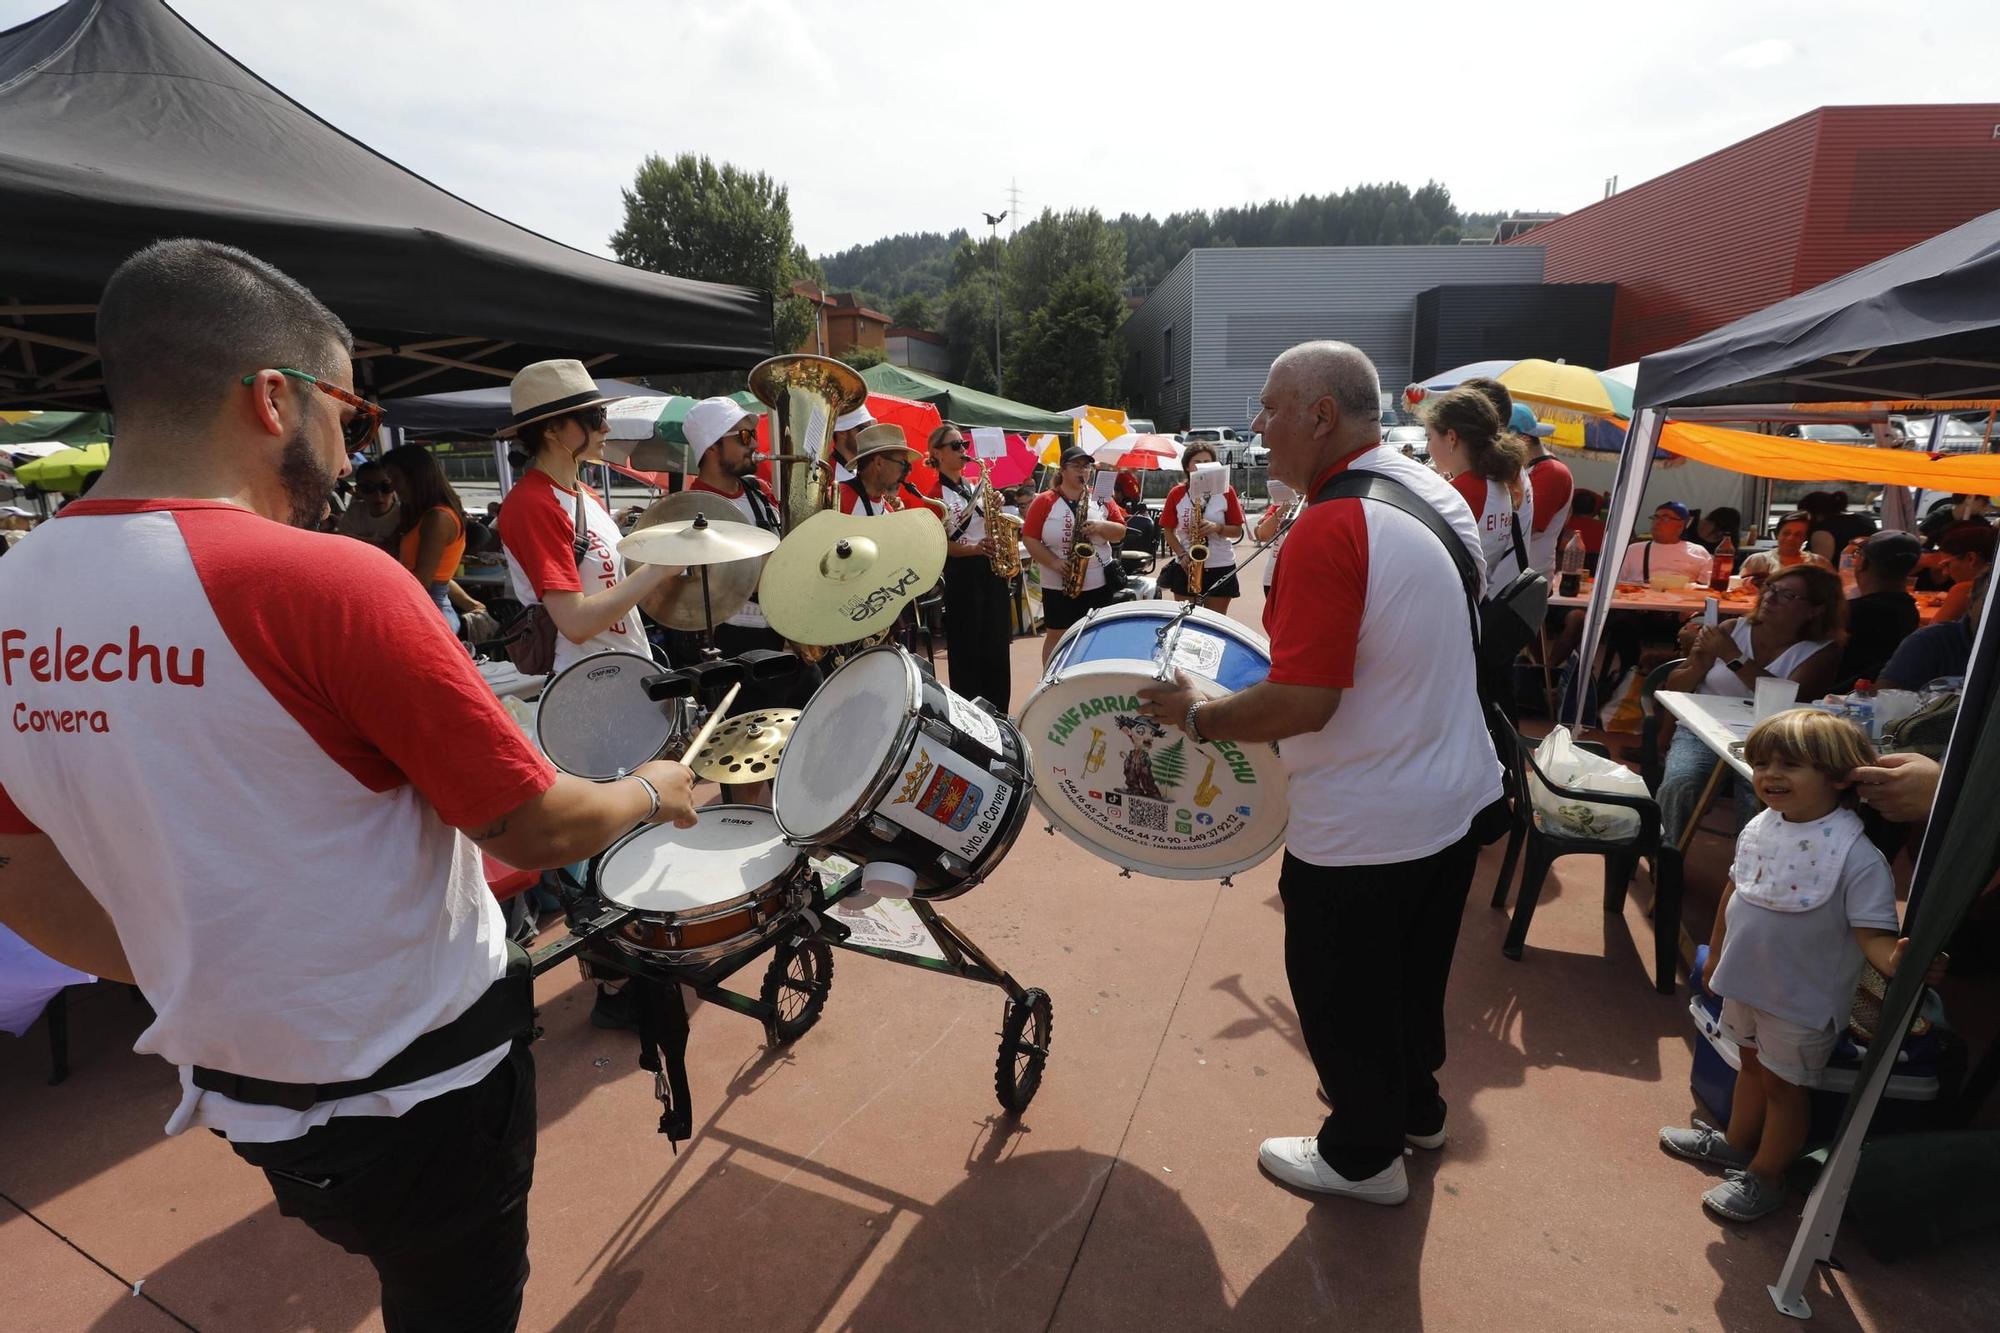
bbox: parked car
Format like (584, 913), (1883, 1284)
(1183, 426), (1244, 461)
(1125, 417), (1157, 435)
(1383, 424), (1430, 462)
(1241, 434), (1268, 467)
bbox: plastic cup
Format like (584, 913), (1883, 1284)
(1754, 677), (1801, 720)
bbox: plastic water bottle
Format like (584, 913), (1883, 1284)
(1839, 539), (1861, 586)
(1711, 536), (1735, 591)
(1559, 530), (1584, 597)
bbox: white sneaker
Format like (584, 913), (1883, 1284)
(1257, 1137), (1409, 1205)
(1404, 1125), (1448, 1151)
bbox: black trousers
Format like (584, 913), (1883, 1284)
(710, 620), (824, 713)
(230, 1041), (537, 1333)
(1278, 831), (1480, 1180)
(942, 554), (1014, 713)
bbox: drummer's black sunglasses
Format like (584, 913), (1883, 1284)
(242, 368), (384, 451)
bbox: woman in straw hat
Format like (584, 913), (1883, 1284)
(494, 359), (671, 674)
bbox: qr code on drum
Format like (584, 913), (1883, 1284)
(1126, 797), (1167, 832)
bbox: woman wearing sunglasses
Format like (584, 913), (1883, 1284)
(335, 460), (403, 552)
(494, 361), (670, 673)
(1657, 565), (1846, 843)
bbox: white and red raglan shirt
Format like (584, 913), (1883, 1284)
(1523, 453), (1575, 578)
(1022, 490), (1128, 595)
(496, 469), (649, 672)
(1449, 470), (1535, 589)
(1264, 447), (1502, 866)
(1161, 481), (1248, 571)
(0, 500), (556, 1141)
(688, 474), (782, 630)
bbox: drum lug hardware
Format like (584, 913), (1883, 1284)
(919, 718), (954, 745)
(866, 815), (899, 841)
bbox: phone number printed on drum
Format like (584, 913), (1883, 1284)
(1050, 774), (1255, 853)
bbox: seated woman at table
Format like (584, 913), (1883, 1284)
(1737, 511), (1831, 586)
(1657, 565), (1845, 844)
(1837, 531), (1921, 687)
(1878, 572), (1986, 691)
(1617, 501), (1711, 584)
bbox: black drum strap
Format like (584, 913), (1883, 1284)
(634, 978), (694, 1148)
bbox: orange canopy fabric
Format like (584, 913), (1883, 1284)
(1659, 419), (2000, 488)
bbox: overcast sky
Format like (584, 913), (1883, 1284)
(5, 0), (1994, 262)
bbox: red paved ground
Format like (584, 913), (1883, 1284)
(3, 577), (1994, 1331)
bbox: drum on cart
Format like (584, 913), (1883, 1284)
(594, 805), (816, 968)
(535, 650), (692, 778)
(1017, 602), (1288, 881)
(773, 645), (1032, 900)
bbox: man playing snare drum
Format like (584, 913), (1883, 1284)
(0, 239), (698, 1331)
(1140, 340), (1501, 1207)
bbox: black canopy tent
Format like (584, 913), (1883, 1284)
(382, 380), (659, 439)
(0, 0), (772, 411)
(1575, 205), (2000, 1319)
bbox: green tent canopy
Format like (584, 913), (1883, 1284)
(0, 412), (112, 450)
(860, 364), (1072, 437)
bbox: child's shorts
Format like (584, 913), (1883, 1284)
(1720, 998), (1840, 1086)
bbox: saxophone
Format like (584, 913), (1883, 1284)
(1185, 498), (1211, 600)
(978, 462), (1023, 578)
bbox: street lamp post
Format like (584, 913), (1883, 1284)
(983, 210), (1007, 395)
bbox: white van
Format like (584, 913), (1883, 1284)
(1183, 426), (1243, 462)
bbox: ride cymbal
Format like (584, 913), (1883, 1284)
(629, 493), (763, 629)
(620, 512), (780, 567)
(690, 708), (799, 783)
(757, 509), (945, 647)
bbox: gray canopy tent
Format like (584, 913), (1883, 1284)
(0, 0), (771, 410)
(1580, 204), (2000, 1318)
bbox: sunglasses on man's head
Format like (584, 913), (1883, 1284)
(242, 368), (384, 450)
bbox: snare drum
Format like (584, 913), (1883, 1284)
(535, 650), (690, 779)
(595, 806), (814, 968)
(1017, 603), (1288, 880)
(774, 645), (1031, 900)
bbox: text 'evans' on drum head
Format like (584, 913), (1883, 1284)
(598, 806), (799, 913)
(773, 647), (913, 844)
(535, 650), (677, 779)
(1019, 604), (1288, 880)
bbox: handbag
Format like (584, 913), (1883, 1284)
(505, 483), (591, 676)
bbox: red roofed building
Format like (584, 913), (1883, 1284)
(1506, 104), (2000, 364)
(789, 282), (890, 358)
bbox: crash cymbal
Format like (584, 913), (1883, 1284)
(757, 508), (945, 647)
(619, 511), (780, 568)
(630, 493), (763, 629)
(690, 708), (799, 783)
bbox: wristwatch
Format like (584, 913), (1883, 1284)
(1184, 700), (1206, 741)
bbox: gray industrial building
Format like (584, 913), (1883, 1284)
(1121, 245), (1620, 434)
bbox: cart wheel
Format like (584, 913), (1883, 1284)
(760, 936), (833, 1046)
(994, 987), (1053, 1113)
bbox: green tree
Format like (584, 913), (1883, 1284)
(1008, 270), (1125, 409)
(943, 269), (1001, 386)
(1004, 209), (1125, 335)
(611, 153), (819, 352)
(890, 292), (933, 330)
(837, 345), (889, 370)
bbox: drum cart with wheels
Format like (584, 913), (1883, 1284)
(527, 861), (1055, 1146)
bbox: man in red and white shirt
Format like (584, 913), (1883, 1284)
(1512, 403), (1574, 578)
(680, 396), (820, 793)
(1141, 341), (1501, 1208)
(1023, 446), (1128, 664)
(838, 423), (947, 520)
(0, 241), (697, 1331)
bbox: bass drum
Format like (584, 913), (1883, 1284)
(535, 650), (690, 779)
(1017, 603), (1287, 881)
(773, 645), (1031, 900)
(595, 806), (814, 969)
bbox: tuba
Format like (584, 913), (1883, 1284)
(978, 461), (1023, 578)
(748, 354), (868, 536)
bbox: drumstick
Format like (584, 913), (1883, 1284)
(673, 682), (741, 765)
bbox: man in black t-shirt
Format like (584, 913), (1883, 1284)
(1838, 530), (1922, 686)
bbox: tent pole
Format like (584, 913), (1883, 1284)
(1769, 584), (2000, 1316)
(493, 439), (513, 497)
(1570, 408), (1663, 727)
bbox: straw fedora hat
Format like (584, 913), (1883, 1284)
(500, 359), (623, 438)
(850, 422), (919, 466)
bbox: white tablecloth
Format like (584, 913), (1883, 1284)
(0, 923), (92, 1037)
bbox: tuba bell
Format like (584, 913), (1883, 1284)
(748, 354), (868, 535)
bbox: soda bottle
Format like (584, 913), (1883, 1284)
(1710, 536), (1735, 591)
(1558, 530), (1584, 597)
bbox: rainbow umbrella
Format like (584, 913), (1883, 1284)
(1410, 359), (1641, 453)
